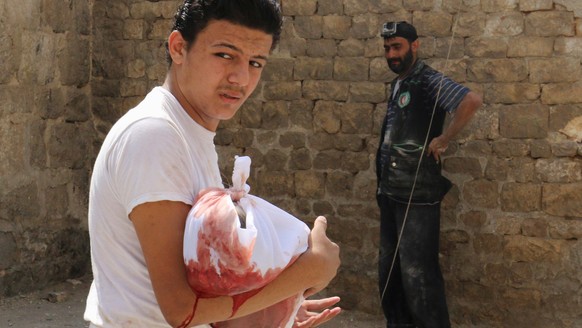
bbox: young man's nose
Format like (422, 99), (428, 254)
(227, 61), (250, 86)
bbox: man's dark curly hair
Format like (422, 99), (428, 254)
(165, 0), (282, 65)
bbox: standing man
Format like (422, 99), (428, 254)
(84, 1), (341, 327)
(375, 21), (482, 327)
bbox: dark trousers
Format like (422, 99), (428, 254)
(377, 194), (450, 328)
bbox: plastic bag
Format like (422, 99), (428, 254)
(184, 156), (310, 328)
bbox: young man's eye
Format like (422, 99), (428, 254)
(250, 61), (263, 68)
(216, 53), (232, 59)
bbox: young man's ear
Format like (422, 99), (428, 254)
(167, 31), (187, 65)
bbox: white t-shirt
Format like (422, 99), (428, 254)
(84, 87), (221, 328)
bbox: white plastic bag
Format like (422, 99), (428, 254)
(184, 156), (310, 327)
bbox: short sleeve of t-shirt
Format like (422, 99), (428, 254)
(108, 117), (195, 216)
(425, 70), (470, 114)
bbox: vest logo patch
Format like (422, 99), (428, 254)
(398, 92), (411, 108)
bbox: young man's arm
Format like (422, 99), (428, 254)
(130, 200), (340, 327)
(427, 91), (483, 161)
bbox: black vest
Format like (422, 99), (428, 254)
(377, 62), (451, 203)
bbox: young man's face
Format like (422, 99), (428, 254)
(168, 20), (273, 131)
(383, 36), (417, 75)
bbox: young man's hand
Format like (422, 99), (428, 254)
(293, 297), (342, 328)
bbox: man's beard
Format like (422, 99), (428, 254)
(387, 49), (414, 74)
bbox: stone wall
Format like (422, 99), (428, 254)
(0, 0), (93, 295)
(1, 0), (582, 327)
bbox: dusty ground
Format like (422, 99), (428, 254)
(0, 275), (385, 328)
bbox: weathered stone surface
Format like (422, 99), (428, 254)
(535, 158), (582, 183)
(525, 11), (575, 36)
(499, 104), (548, 139)
(463, 179), (499, 208)
(542, 82), (582, 104)
(529, 58), (580, 83)
(543, 183), (582, 218)
(500, 183), (541, 212)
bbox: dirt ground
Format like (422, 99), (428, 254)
(0, 275), (385, 328)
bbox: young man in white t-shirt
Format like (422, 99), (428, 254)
(84, 1), (341, 327)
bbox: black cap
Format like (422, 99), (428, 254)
(381, 21), (418, 41)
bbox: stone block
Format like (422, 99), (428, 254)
(413, 11), (454, 37)
(543, 183), (582, 218)
(503, 235), (566, 262)
(507, 37), (554, 57)
(295, 171), (325, 198)
(0, 232), (16, 269)
(519, 0), (553, 11)
(322, 16), (352, 40)
(263, 149), (287, 171)
(289, 100), (314, 129)
(129, 2), (174, 19)
(403, 0), (435, 11)
(465, 37), (507, 58)
(349, 82), (386, 103)
(350, 14), (380, 39)
(481, 0), (518, 12)
(484, 83), (540, 104)
(369, 57), (392, 82)
(460, 211), (487, 228)
(148, 19), (171, 40)
(289, 148), (312, 170)
(18, 31), (56, 85)
(550, 105), (582, 132)
(123, 20), (144, 40)
(463, 179), (499, 208)
(306, 39), (338, 57)
(542, 82), (582, 105)
(529, 58), (580, 83)
(294, 16), (322, 39)
(317, 0), (344, 15)
(454, 12), (487, 37)
(468, 59), (528, 82)
(463, 140), (492, 156)
(551, 141), (579, 157)
(492, 139), (530, 157)
(474, 233), (504, 255)
(263, 81), (302, 100)
(294, 57), (334, 80)
(313, 150), (342, 170)
(262, 101), (289, 129)
(434, 37), (465, 59)
(443, 157), (483, 178)
(333, 134), (366, 152)
(484, 12), (524, 36)
(340, 102), (374, 134)
(521, 218), (549, 238)
(326, 171), (354, 197)
(231, 129), (254, 148)
(341, 151), (370, 173)
(281, 0), (317, 16)
(302, 80), (350, 101)
(313, 101), (341, 133)
(343, 0), (368, 15)
(334, 57), (369, 81)
(120, 79), (147, 97)
(500, 183), (541, 212)
(279, 132), (305, 149)
(525, 11), (575, 36)
(535, 158), (582, 183)
(0, 182), (40, 220)
(309, 132), (335, 151)
(47, 122), (87, 169)
(253, 170), (294, 197)
(0, 32), (21, 84)
(529, 140), (552, 158)
(262, 58), (293, 81)
(338, 38), (366, 57)
(499, 104), (548, 139)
